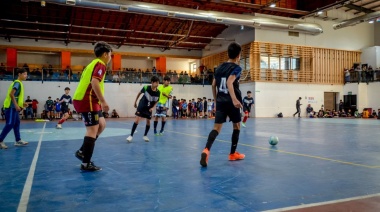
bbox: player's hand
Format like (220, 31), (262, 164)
(134, 103), (137, 108)
(15, 106), (22, 112)
(149, 108), (152, 112)
(101, 101), (110, 112)
(23, 103), (28, 107)
(233, 99), (243, 109)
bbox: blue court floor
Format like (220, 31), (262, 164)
(1, 117), (380, 211)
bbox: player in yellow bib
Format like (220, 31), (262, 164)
(154, 76), (173, 135)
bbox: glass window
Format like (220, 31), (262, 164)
(260, 55), (268, 69)
(280, 57), (291, 70)
(270, 57), (279, 70)
(291, 58), (300, 70)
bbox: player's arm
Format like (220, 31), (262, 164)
(211, 79), (217, 110)
(134, 91), (143, 108)
(10, 88), (21, 111)
(91, 78), (109, 112)
(226, 75), (242, 108)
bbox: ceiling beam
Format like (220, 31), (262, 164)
(345, 0), (378, 12)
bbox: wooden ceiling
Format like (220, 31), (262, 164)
(1, 0), (378, 51)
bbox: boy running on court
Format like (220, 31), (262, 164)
(56, 87), (72, 129)
(200, 42), (245, 167)
(154, 76), (173, 135)
(73, 41), (112, 171)
(127, 76), (160, 142)
(0, 68), (29, 149)
(241, 91), (254, 127)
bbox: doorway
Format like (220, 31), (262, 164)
(324, 92), (338, 111)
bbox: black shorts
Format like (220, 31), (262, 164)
(81, 111), (103, 126)
(61, 106), (69, 114)
(136, 107), (152, 120)
(243, 106), (250, 113)
(215, 102), (241, 124)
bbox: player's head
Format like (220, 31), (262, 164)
(151, 76), (160, 88)
(227, 42), (241, 60)
(247, 91), (252, 97)
(94, 41), (112, 64)
(16, 68), (27, 81)
(163, 76), (171, 86)
(64, 87), (70, 94)
(48, 96), (51, 99)
(299, 97), (302, 100)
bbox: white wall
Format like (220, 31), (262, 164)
(121, 56), (154, 70)
(0, 81), (212, 117)
(71, 54), (93, 66)
(17, 53), (60, 66)
(361, 46), (380, 68)
(255, 17), (374, 51)
(367, 83), (380, 111)
(1, 38), (202, 58)
(243, 82), (343, 117)
(166, 58), (200, 73)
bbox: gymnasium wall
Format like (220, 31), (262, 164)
(0, 81), (213, 118)
(166, 58), (200, 73)
(361, 46), (380, 68)
(121, 56), (154, 70)
(17, 53), (60, 66)
(0, 50), (6, 63)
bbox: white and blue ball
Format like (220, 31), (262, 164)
(269, 136), (279, 146)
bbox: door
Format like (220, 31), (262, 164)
(324, 92), (336, 111)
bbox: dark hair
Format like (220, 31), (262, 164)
(164, 76), (171, 81)
(247, 91), (252, 94)
(151, 76), (159, 83)
(64, 87), (70, 90)
(94, 41), (112, 57)
(227, 42), (241, 59)
(17, 68), (27, 75)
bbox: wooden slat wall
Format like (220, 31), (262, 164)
(201, 41), (361, 85)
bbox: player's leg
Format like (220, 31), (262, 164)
(127, 116), (141, 142)
(159, 110), (167, 134)
(143, 118), (151, 142)
(228, 107), (245, 161)
(242, 109), (248, 127)
(80, 111), (102, 171)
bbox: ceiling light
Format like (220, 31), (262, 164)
(66, 0), (76, 5)
(317, 11), (323, 15)
(138, 5), (150, 8)
(369, 20), (374, 24)
(269, 3), (276, 8)
(241, 25), (244, 30)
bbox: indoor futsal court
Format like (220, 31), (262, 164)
(1, 117), (380, 211)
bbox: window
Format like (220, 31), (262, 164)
(269, 57), (279, 70)
(291, 58), (300, 70)
(260, 55), (268, 69)
(280, 57), (291, 70)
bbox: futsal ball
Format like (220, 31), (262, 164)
(269, 136), (279, 146)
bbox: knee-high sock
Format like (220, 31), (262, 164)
(243, 116), (248, 123)
(230, 129), (240, 154)
(144, 125), (150, 136)
(82, 136), (96, 164)
(80, 135), (98, 152)
(58, 118), (66, 124)
(205, 130), (219, 150)
(153, 121), (158, 130)
(131, 122), (138, 136)
(160, 121), (166, 131)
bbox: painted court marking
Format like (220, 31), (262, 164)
(17, 122), (46, 212)
(166, 130), (378, 169)
(263, 192), (380, 212)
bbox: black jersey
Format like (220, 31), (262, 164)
(60, 94), (72, 108)
(138, 85), (160, 110)
(243, 96), (254, 112)
(214, 62), (242, 103)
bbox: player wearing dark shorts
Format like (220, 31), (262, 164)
(200, 42), (245, 167)
(241, 91), (254, 128)
(56, 87), (72, 129)
(127, 76), (160, 143)
(73, 41), (112, 172)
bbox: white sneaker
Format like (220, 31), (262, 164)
(143, 136), (149, 142)
(241, 122), (246, 128)
(56, 124), (62, 129)
(0, 142), (8, 149)
(126, 135), (133, 142)
(15, 140), (28, 146)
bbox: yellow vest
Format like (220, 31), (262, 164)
(158, 85), (173, 104)
(3, 80), (24, 108)
(73, 58), (106, 101)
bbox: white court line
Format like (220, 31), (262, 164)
(263, 192), (380, 212)
(17, 122), (46, 212)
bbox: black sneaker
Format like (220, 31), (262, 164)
(75, 150), (84, 161)
(80, 163), (102, 171)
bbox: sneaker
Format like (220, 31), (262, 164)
(143, 136), (149, 142)
(241, 122), (246, 128)
(200, 148), (210, 167)
(154, 129), (157, 134)
(229, 151), (245, 161)
(126, 135), (133, 142)
(159, 130), (164, 135)
(80, 163), (102, 171)
(56, 124), (62, 129)
(75, 150), (84, 161)
(0, 142), (8, 149)
(15, 140), (28, 146)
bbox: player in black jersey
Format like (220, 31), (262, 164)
(56, 87), (72, 129)
(241, 91), (254, 128)
(126, 76), (160, 142)
(200, 42), (245, 167)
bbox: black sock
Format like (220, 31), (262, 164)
(144, 125), (150, 136)
(205, 130), (219, 151)
(79, 135), (98, 152)
(230, 129), (240, 154)
(82, 136), (96, 164)
(160, 121), (166, 132)
(154, 121), (158, 131)
(131, 122), (138, 136)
